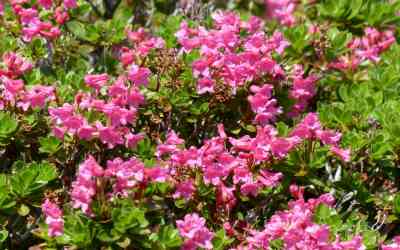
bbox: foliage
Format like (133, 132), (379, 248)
(0, 0), (400, 249)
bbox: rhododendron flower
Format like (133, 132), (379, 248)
(382, 236), (400, 250)
(248, 84), (282, 125)
(176, 11), (289, 95)
(38, 0), (52, 9)
(41, 199), (64, 237)
(330, 146), (351, 162)
(105, 157), (144, 196)
(173, 179), (195, 199)
(63, 0), (77, 9)
(96, 123), (124, 149)
(84, 73), (109, 91)
(330, 27), (395, 71)
(265, 0), (297, 26)
(244, 192), (365, 250)
(23, 85), (54, 109)
(125, 132), (144, 148)
(177, 213), (214, 250)
(128, 64), (151, 86)
(316, 129), (342, 146)
(54, 7), (69, 24)
(257, 170), (283, 188)
(197, 77), (214, 94)
(77, 124), (96, 140)
(71, 155), (103, 215)
(2, 52), (32, 78)
(1, 77), (24, 102)
(145, 166), (169, 182)
(120, 47), (135, 66)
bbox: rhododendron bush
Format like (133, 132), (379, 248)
(1, 0), (400, 249)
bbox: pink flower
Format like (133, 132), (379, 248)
(63, 0), (77, 9)
(382, 236), (400, 250)
(177, 213), (214, 250)
(245, 192), (365, 250)
(96, 123), (124, 148)
(54, 7), (69, 24)
(330, 146), (351, 162)
(248, 84), (282, 125)
(265, 0), (297, 26)
(41, 199), (64, 237)
(145, 166), (169, 182)
(2, 52), (32, 77)
(105, 157), (144, 196)
(125, 132), (144, 148)
(127, 87), (145, 107)
(336, 235), (366, 250)
(77, 125), (96, 140)
(197, 77), (215, 94)
(173, 179), (196, 199)
(216, 183), (237, 211)
(316, 129), (342, 146)
(240, 181), (259, 196)
(120, 48), (135, 67)
(18, 85), (55, 111)
(38, 0), (52, 9)
(84, 74), (109, 91)
(128, 64), (151, 87)
(257, 170), (283, 188)
(71, 155), (103, 215)
(2, 77), (24, 102)
(270, 138), (293, 159)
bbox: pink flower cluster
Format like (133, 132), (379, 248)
(265, 0), (297, 26)
(49, 29), (164, 148)
(288, 65), (318, 117)
(41, 199), (64, 237)
(157, 126), (285, 207)
(291, 113), (350, 162)
(235, 187), (366, 250)
(176, 213), (214, 250)
(330, 27), (395, 71)
(49, 75), (146, 149)
(47, 28), (165, 148)
(7, 0), (76, 42)
(0, 52), (32, 78)
(0, 52), (55, 110)
(105, 157), (146, 196)
(71, 155), (169, 215)
(382, 236), (400, 250)
(71, 155), (104, 215)
(0, 2), (4, 16)
(175, 11), (288, 94)
(248, 84), (282, 125)
(156, 113), (348, 211)
(120, 28), (165, 67)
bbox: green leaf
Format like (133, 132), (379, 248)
(0, 230), (8, 242)
(348, 0), (363, 19)
(157, 225), (182, 248)
(0, 112), (18, 143)
(17, 204), (30, 216)
(66, 21), (100, 42)
(39, 136), (62, 154)
(62, 213), (93, 246)
(213, 229), (234, 250)
(112, 200), (149, 234)
(394, 194), (400, 215)
(0, 176), (15, 211)
(10, 162), (58, 197)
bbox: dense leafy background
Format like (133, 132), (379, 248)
(1, 0), (400, 249)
